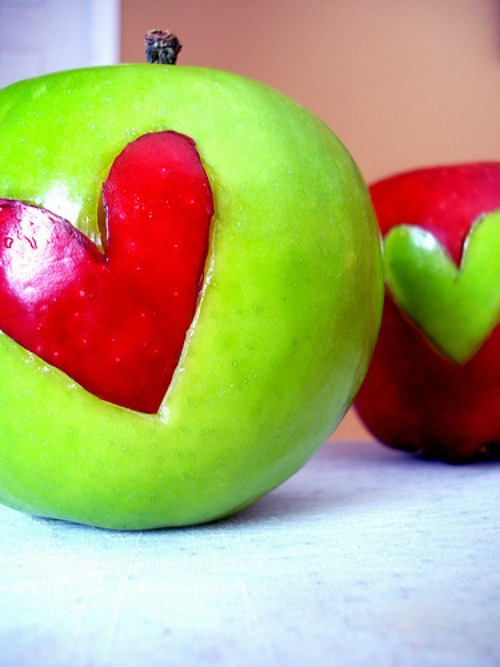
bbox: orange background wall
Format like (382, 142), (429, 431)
(121, 0), (499, 441)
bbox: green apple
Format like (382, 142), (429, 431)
(0, 64), (383, 529)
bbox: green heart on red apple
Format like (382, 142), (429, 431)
(0, 64), (383, 529)
(384, 211), (500, 364)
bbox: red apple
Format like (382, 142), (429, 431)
(355, 163), (500, 461)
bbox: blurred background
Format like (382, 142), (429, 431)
(1, 0), (499, 440)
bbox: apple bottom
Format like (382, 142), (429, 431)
(0, 324), (357, 530)
(354, 294), (500, 461)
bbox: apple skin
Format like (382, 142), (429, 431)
(0, 65), (383, 529)
(355, 163), (500, 461)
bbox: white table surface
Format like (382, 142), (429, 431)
(0, 438), (498, 667)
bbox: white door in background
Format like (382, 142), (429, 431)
(0, 0), (120, 88)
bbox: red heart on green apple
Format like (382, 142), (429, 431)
(384, 211), (500, 364)
(0, 131), (213, 413)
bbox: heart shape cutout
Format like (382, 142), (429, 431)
(0, 131), (213, 412)
(384, 211), (500, 364)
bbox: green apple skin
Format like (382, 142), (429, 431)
(0, 65), (383, 529)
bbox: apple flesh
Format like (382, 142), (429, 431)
(355, 163), (500, 461)
(0, 65), (383, 528)
(0, 131), (212, 413)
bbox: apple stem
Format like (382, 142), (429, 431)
(145, 30), (182, 65)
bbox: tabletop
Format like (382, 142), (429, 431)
(0, 438), (498, 667)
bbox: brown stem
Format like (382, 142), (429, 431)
(145, 30), (182, 65)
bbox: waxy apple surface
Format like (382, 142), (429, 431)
(355, 163), (500, 461)
(0, 65), (383, 528)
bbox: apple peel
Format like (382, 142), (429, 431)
(0, 131), (213, 413)
(384, 211), (500, 364)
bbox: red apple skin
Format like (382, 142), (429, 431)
(354, 163), (500, 461)
(0, 132), (212, 413)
